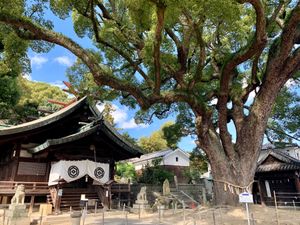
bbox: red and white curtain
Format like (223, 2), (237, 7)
(48, 160), (109, 185)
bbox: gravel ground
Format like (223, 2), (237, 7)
(2, 204), (300, 225)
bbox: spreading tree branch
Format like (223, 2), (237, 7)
(217, 0), (267, 159)
(0, 13), (152, 109)
(153, 5), (166, 94)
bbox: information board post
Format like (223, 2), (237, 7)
(239, 192), (253, 225)
(245, 202), (250, 225)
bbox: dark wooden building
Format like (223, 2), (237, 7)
(253, 148), (300, 206)
(0, 97), (142, 211)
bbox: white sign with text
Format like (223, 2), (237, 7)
(239, 192), (254, 203)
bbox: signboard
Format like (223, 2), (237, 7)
(58, 189), (63, 196)
(239, 192), (253, 203)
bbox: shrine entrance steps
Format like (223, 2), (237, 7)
(59, 188), (100, 211)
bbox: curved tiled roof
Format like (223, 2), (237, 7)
(0, 97), (88, 136)
(29, 119), (143, 157)
(256, 149), (300, 172)
(256, 163), (300, 172)
(29, 123), (99, 153)
(0, 97), (142, 159)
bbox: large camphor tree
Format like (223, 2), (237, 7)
(1, 0), (300, 204)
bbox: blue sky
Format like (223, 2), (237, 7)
(26, 11), (197, 151)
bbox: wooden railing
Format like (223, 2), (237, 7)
(111, 183), (130, 193)
(0, 181), (49, 194)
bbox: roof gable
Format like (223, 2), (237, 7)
(0, 97), (142, 160)
(256, 149), (300, 172)
(129, 149), (173, 163)
(164, 148), (190, 160)
(0, 97), (94, 138)
(258, 150), (300, 166)
(261, 155), (285, 165)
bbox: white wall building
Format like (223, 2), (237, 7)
(128, 148), (190, 171)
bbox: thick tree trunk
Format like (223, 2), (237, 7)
(196, 117), (264, 206)
(210, 158), (256, 205)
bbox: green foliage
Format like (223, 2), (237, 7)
(0, 0), (296, 141)
(1, 77), (69, 124)
(138, 121), (182, 152)
(161, 121), (183, 149)
(101, 102), (116, 126)
(267, 86), (300, 143)
(184, 148), (208, 183)
(67, 60), (119, 102)
(0, 76), (20, 118)
(122, 131), (137, 145)
(137, 164), (174, 185)
(3, 0), (300, 196)
(0, 34), (26, 119)
(18, 77), (68, 108)
(115, 162), (136, 181)
(138, 130), (168, 153)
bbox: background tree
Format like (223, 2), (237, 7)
(0, 29), (28, 120)
(184, 148), (208, 183)
(137, 158), (174, 185)
(138, 121), (181, 153)
(101, 102), (116, 126)
(138, 129), (168, 153)
(2, 77), (69, 124)
(122, 131), (137, 145)
(265, 86), (300, 145)
(2, 0), (300, 204)
(115, 162), (136, 182)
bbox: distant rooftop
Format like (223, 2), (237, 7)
(262, 142), (298, 150)
(257, 148), (300, 172)
(127, 148), (189, 164)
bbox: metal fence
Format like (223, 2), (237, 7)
(1, 202), (300, 224)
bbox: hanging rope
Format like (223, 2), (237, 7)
(214, 179), (255, 194)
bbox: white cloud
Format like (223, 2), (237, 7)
(97, 103), (148, 129)
(119, 118), (142, 129)
(54, 56), (74, 67)
(49, 80), (66, 89)
(119, 118), (149, 129)
(30, 55), (48, 68)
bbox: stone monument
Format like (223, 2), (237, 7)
(131, 186), (151, 213)
(162, 179), (170, 196)
(5, 184), (30, 225)
(153, 179), (178, 211)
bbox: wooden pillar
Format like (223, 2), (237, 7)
(128, 180), (131, 206)
(257, 180), (266, 206)
(54, 186), (62, 214)
(29, 195), (35, 214)
(294, 175), (300, 192)
(11, 143), (21, 181)
(108, 185), (112, 210)
(1, 196), (8, 204)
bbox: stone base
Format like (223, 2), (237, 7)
(9, 204), (26, 210)
(131, 203), (151, 213)
(4, 217), (30, 225)
(5, 204), (29, 225)
(135, 200), (149, 204)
